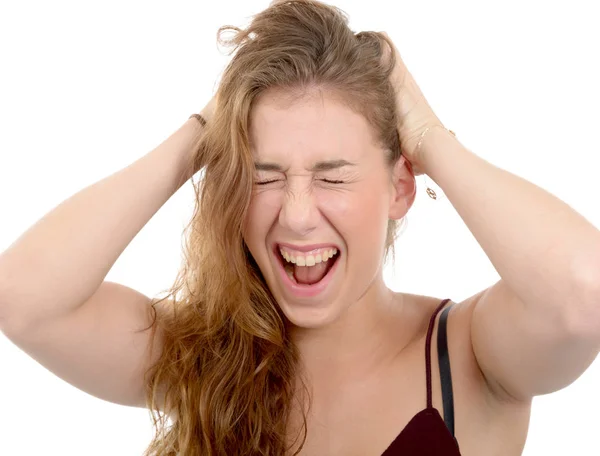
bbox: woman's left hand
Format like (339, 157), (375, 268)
(380, 32), (446, 176)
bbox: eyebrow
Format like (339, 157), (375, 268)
(253, 159), (356, 172)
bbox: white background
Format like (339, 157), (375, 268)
(0, 0), (598, 454)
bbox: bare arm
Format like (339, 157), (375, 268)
(3, 280), (171, 409)
(0, 110), (209, 332)
(0, 105), (212, 409)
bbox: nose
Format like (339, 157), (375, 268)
(278, 184), (320, 237)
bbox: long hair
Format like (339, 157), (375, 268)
(141, 1), (405, 454)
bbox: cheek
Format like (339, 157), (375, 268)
(319, 188), (388, 236)
(244, 192), (281, 248)
(248, 191), (282, 220)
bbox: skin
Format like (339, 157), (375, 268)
(243, 87), (418, 384)
(238, 21), (600, 454)
(238, 88), (515, 456)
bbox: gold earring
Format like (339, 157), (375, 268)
(425, 179), (439, 200)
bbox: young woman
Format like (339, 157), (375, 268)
(1, 1), (598, 455)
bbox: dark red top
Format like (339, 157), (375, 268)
(381, 298), (462, 455)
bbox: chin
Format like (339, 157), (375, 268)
(279, 299), (345, 330)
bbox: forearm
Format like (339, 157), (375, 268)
(421, 128), (600, 320)
(0, 117), (204, 329)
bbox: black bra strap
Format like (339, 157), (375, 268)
(437, 302), (456, 437)
(426, 299), (450, 409)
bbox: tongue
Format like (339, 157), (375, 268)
(293, 257), (334, 285)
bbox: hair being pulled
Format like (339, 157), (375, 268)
(141, 1), (404, 455)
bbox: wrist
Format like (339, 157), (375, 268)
(420, 126), (462, 177)
(186, 116), (203, 129)
(189, 113), (207, 128)
(179, 117), (206, 178)
(200, 95), (217, 124)
(199, 109), (212, 125)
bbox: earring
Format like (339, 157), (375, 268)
(425, 178), (444, 200)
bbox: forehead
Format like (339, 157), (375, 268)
(248, 89), (379, 164)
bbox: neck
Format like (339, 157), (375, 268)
(289, 276), (410, 386)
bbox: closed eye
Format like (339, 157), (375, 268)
(255, 178), (346, 185)
(255, 179), (281, 185)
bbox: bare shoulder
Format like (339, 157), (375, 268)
(404, 291), (531, 455)
(408, 291), (532, 453)
(407, 290), (529, 405)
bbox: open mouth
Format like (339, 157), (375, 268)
(275, 245), (341, 286)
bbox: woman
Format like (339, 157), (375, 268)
(0, 1), (598, 455)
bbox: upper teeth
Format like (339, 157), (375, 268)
(279, 247), (338, 267)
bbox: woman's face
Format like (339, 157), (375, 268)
(243, 88), (414, 329)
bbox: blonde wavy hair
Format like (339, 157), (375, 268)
(140, 1), (406, 454)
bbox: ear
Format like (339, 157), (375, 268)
(388, 155), (416, 220)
